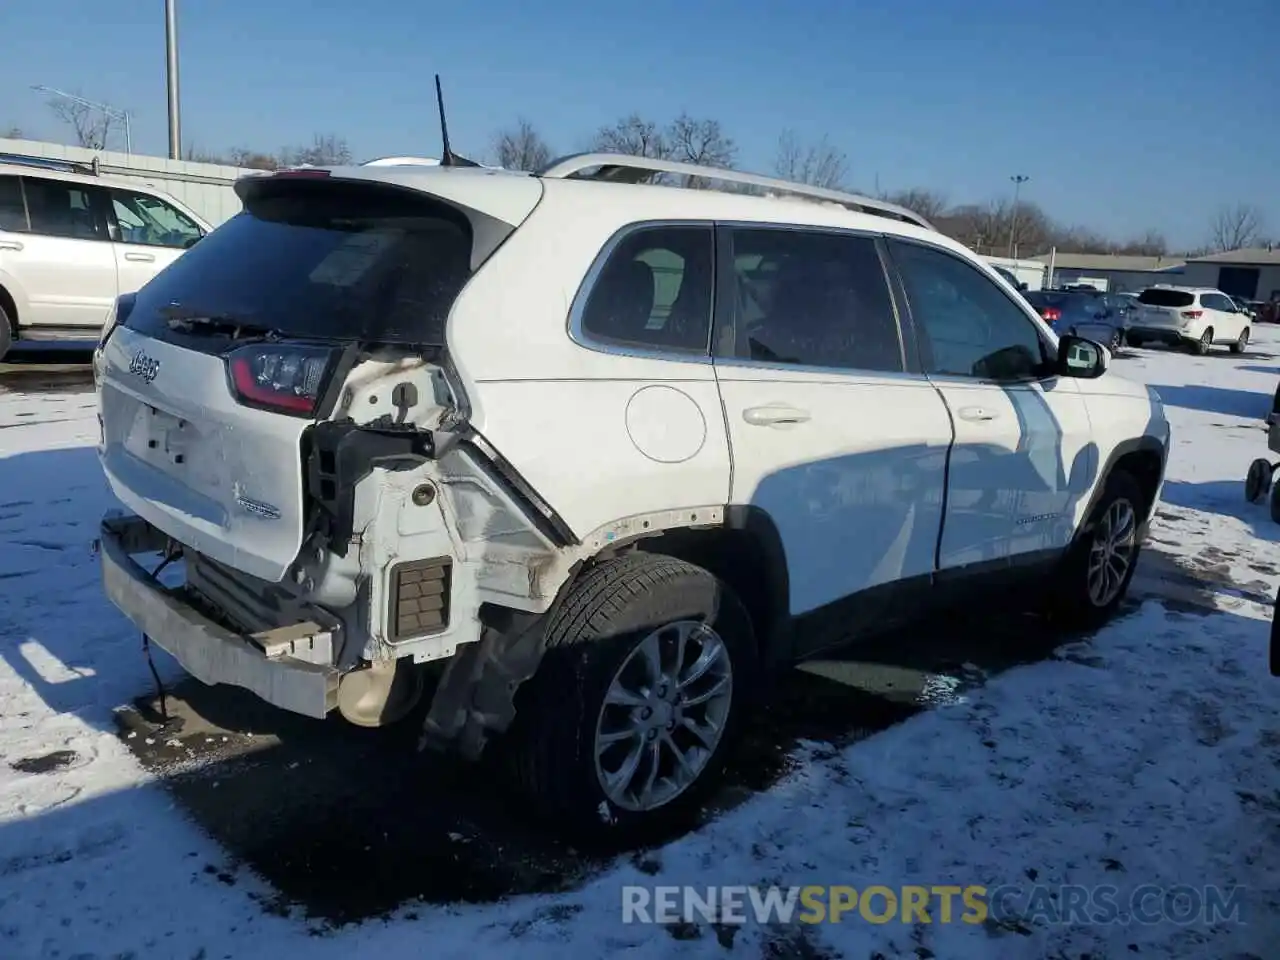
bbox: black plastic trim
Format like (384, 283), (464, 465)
(303, 419), (434, 556)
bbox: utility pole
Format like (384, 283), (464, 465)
(1007, 174), (1029, 258)
(165, 0), (181, 159)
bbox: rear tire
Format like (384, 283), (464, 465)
(1270, 480), (1280, 525)
(1193, 328), (1214, 355)
(1230, 327), (1250, 354)
(507, 552), (755, 841)
(1049, 469), (1145, 630)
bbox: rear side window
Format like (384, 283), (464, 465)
(579, 225), (714, 354)
(124, 179), (475, 346)
(0, 176), (26, 231)
(23, 177), (107, 241)
(720, 228), (904, 372)
(1138, 288), (1194, 308)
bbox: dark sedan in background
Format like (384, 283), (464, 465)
(1024, 289), (1135, 350)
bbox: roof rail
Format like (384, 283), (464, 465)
(0, 151), (99, 177)
(537, 152), (936, 231)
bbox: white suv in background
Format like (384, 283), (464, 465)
(1126, 285), (1252, 354)
(93, 154), (1170, 838)
(0, 152), (211, 360)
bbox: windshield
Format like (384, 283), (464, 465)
(122, 180), (475, 349)
(1138, 288), (1195, 308)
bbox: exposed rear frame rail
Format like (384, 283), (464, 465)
(538, 152), (937, 231)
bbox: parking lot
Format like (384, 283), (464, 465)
(2, 336), (1279, 959)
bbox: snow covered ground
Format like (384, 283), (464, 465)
(2, 335), (1279, 959)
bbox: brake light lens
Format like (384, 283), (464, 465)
(226, 343), (336, 417)
(1180, 309), (1203, 319)
(1041, 307), (1061, 323)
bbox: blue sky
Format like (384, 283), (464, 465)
(2, 0), (1276, 250)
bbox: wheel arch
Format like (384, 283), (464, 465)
(631, 505), (793, 668)
(0, 282), (17, 332)
(1077, 435), (1166, 539)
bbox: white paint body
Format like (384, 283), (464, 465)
(0, 158), (212, 334)
(94, 160), (1172, 674)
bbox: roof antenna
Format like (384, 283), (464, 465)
(435, 74), (480, 168)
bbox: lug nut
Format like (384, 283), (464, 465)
(640, 707), (652, 720)
(647, 729), (658, 741)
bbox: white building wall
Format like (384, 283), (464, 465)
(0, 137), (263, 227)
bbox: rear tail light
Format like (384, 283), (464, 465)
(1041, 307), (1061, 323)
(1180, 310), (1203, 319)
(225, 343), (338, 417)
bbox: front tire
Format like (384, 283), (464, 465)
(1050, 470), (1145, 629)
(1230, 327), (1250, 354)
(508, 553), (755, 839)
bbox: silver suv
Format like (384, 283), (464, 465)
(95, 153), (1170, 837)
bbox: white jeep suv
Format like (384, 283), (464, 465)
(0, 152), (211, 360)
(94, 154), (1170, 836)
(1126, 284), (1252, 354)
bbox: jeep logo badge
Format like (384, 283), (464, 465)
(128, 350), (160, 384)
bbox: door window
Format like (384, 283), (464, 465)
(0, 176), (27, 231)
(109, 188), (204, 249)
(890, 239), (1049, 381)
(579, 225), (714, 354)
(22, 177), (108, 241)
(720, 228), (904, 372)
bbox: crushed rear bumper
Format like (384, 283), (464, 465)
(97, 511), (339, 718)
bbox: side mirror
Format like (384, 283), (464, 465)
(1056, 334), (1107, 379)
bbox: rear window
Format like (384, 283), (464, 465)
(123, 179), (475, 347)
(1137, 288), (1194, 308)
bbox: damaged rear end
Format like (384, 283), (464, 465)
(96, 165), (572, 728)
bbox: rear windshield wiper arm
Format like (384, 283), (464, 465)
(161, 307), (281, 341)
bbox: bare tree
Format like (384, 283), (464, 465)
(666, 114), (735, 188)
(1209, 202), (1264, 252)
(226, 147), (279, 171)
(882, 188), (949, 223)
(773, 129), (848, 189)
(281, 133), (353, 167)
(46, 96), (113, 149)
(493, 118), (553, 172)
(938, 199), (1052, 256)
(2, 124), (22, 139)
(590, 114), (672, 160)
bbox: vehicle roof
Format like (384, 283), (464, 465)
(0, 160), (146, 192)
(1139, 285), (1224, 294)
(262, 161), (957, 252)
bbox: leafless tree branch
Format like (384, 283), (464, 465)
(772, 130), (848, 190)
(493, 118), (553, 172)
(1209, 203), (1264, 252)
(46, 97), (113, 150)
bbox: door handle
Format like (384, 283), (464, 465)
(124, 252), (156, 262)
(957, 406), (999, 422)
(743, 404), (811, 426)
(0, 240), (23, 251)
